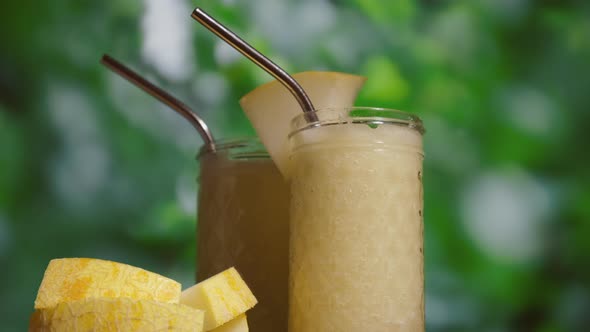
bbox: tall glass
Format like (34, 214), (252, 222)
(288, 108), (425, 331)
(196, 138), (289, 332)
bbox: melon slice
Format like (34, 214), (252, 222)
(180, 267), (257, 331)
(210, 314), (248, 332)
(34, 258), (181, 309)
(239, 71), (366, 176)
(29, 298), (204, 332)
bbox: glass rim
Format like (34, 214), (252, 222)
(289, 107), (425, 137)
(197, 136), (268, 159)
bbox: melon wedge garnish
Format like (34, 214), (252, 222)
(239, 71), (366, 176)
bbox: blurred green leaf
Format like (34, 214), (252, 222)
(129, 201), (195, 247)
(357, 56), (410, 107)
(351, 0), (416, 23)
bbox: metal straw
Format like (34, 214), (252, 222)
(100, 54), (216, 151)
(191, 8), (318, 122)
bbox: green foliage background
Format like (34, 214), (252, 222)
(1, 0), (589, 330)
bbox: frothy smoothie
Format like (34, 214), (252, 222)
(288, 109), (424, 331)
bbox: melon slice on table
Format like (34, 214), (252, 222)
(210, 314), (248, 332)
(29, 297), (204, 332)
(180, 267), (257, 331)
(239, 71), (366, 176)
(34, 258), (181, 309)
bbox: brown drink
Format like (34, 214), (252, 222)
(196, 138), (289, 332)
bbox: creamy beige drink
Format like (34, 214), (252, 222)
(288, 108), (425, 331)
(197, 138), (289, 332)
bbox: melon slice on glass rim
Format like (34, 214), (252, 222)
(239, 71), (366, 176)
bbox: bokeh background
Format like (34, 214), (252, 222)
(1, 0), (589, 330)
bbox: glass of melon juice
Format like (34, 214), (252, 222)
(196, 138), (289, 332)
(287, 107), (425, 331)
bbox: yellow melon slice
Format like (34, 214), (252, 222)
(180, 267), (257, 331)
(34, 258), (181, 309)
(239, 71), (366, 176)
(210, 314), (248, 332)
(29, 297), (204, 332)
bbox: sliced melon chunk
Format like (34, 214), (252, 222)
(210, 314), (248, 332)
(34, 258), (181, 309)
(239, 71), (366, 176)
(180, 267), (257, 331)
(29, 298), (204, 332)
